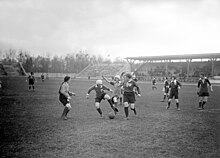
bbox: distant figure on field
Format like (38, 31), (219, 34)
(26, 72), (36, 91)
(197, 73), (213, 110)
(41, 73), (45, 82)
(152, 77), (157, 90)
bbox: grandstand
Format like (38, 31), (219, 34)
(77, 63), (130, 78)
(125, 53), (220, 81)
(0, 62), (27, 76)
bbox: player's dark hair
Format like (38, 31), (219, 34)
(121, 72), (126, 77)
(64, 76), (71, 82)
(125, 73), (132, 79)
(200, 72), (205, 77)
(30, 72), (34, 75)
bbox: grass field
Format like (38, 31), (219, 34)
(0, 77), (219, 158)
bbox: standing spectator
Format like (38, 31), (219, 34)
(197, 73), (213, 110)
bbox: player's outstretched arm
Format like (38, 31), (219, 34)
(210, 85), (213, 92)
(68, 91), (75, 96)
(102, 76), (111, 83)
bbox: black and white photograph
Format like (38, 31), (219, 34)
(0, 0), (219, 157)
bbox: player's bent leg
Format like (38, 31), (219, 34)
(105, 95), (118, 114)
(167, 98), (172, 109)
(175, 99), (180, 110)
(95, 102), (103, 118)
(130, 103), (137, 115)
(61, 103), (71, 120)
(198, 97), (203, 110)
(202, 96), (208, 109)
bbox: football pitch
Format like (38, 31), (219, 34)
(0, 77), (219, 158)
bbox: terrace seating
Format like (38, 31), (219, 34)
(0, 63), (27, 76)
(78, 63), (129, 77)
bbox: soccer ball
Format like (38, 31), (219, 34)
(108, 112), (115, 119)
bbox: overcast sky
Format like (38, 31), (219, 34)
(0, 0), (220, 60)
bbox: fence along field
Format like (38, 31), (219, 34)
(0, 77), (219, 158)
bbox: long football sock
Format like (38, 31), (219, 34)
(131, 108), (137, 115)
(199, 102), (202, 108)
(163, 95), (166, 100)
(124, 107), (129, 117)
(167, 101), (171, 109)
(176, 102), (179, 109)
(108, 99), (116, 112)
(202, 101), (206, 109)
(61, 107), (69, 118)
(97, 108), (102, 115)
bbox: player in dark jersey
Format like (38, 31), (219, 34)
(197, 73), (213, 110)
(26, 72), (36, 91)
(122, 73), (141, 120)
(59, 76), (75, 120)
(41, 73), (45, 82)
(86, 79), (117, 118)
(161, 77), (169, 102)
(167, 76), (182, 110)
(152, 77), (157, 90)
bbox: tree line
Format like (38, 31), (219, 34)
(0, 49), (125, 73)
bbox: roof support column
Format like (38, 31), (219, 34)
(211, 58), (216, 76)
(126, 59), (135, 72)
(165, 60), (168, 76)
(186, 59), (191, 78)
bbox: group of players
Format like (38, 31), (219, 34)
(26, 71), (213, 120)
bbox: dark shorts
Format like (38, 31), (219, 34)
(29, 79), (34, 85)
(95, 93), (106, 103)
(123, 92), (136, 104)
(199, 92), (209, 97)
(165, 87), (169, 93)
(169, 91), (179, 99)
(59, 94), (69, 106)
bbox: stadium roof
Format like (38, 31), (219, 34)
(125, 53), (220, 61)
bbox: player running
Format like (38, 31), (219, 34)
(167, 76), (182, 110)
(161, 77), (169, 102)
(86, 79), (118, 118)
(197, 73), (213, 110)
(122, 73), (141, 120)
(102, 75), (122, 111)
(59, 76), (75, 120)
